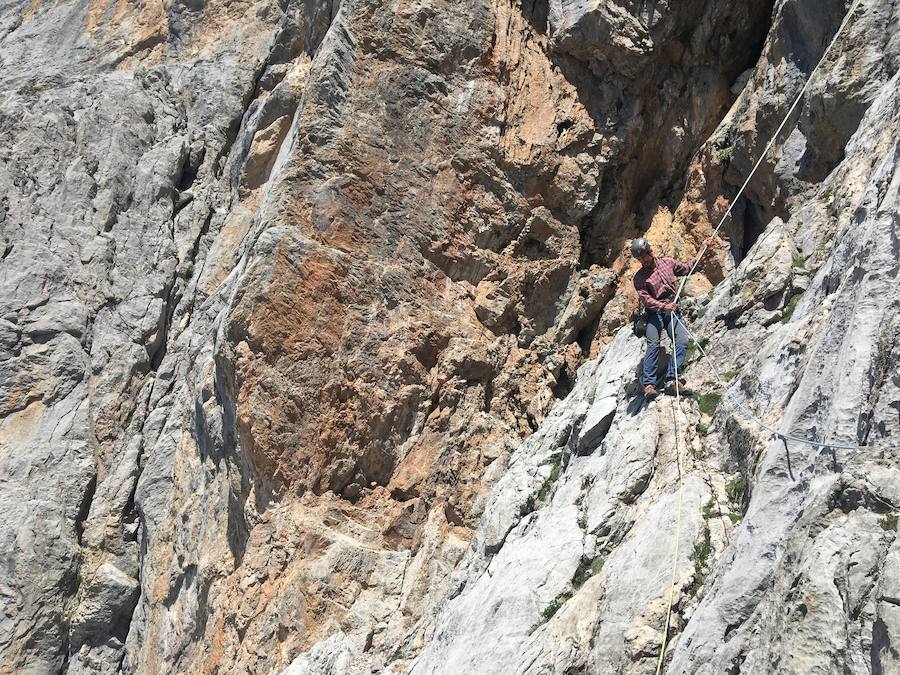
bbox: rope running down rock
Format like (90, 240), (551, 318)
(673, 0), (866, 306)
(654, 0), (868, 670)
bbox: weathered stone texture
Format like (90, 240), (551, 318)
(1, 0), (898, 673)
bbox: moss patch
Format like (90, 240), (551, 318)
(725, 476), (745, 508)
(686, 337), (709, 363)
(572, 556), (605, 589)
(698, 392), (722, 416)
(720, 476), (747, 525)
(690, 532), (713, 595)
(702, 495), (717, 520)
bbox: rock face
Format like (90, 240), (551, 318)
(0, 0), (897, 674)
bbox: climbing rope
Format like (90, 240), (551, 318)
(674, 0), (866, 306)
(653, 312), (898, 672)
(653, 2), (867, 669)
(655, 315), (687, 675)
(679, 316), (900, 454)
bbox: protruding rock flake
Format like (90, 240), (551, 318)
(1, 0), (898, 673)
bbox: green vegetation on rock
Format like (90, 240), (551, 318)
(698, 392), (722, 416)
(537, 454), (562, 502)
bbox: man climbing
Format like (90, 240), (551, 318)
(631, 237), (709, 400)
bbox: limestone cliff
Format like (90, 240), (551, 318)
(0, 0), (897, 673)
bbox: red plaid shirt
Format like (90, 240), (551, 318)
(633, 256), (695, 312)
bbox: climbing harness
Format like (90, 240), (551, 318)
(654, 0), (868, 670)
(633, 312), (649, 338)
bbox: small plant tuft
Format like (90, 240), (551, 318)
(389, 648), (408, 662)
(698, 392), (722, 416)
(792, 254), (806, 269)
(702, 495), (717, 520)
(696, 422), (709, 435)
(537, 454), (562, 502)
(541, 592), (572, 622)
(723, 370), (738, 381)
(690, 532), (713, 594)
(725, 476), (745, 509)
(879, 512), (898, 532)
(715, 145), (734, 163)
(781, 293), (803, 324)
(687, 337), (710, 363)
(572, 556), (605, 589)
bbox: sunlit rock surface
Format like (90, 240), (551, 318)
(0, 0), (897, 673)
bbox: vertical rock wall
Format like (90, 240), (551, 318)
(0, 0), (897, 673)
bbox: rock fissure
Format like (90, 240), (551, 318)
(4, 0), (900, 673)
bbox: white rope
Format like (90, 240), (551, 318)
(674, 0), (866, 305)
(655, 315), (686, 675)
(649, 3), (873, 670)
(679, 315), (900, 453)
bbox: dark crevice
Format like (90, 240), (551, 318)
(122, 475), (141, 543)
(181, 208), (215, 321)
(552, 364), (574, 400)
(871, 617), (892, 675)
(522, 0), (549, 35)
(576, 312), (603, 355)
(109, 31), (167, 70)
(162, 563), (197, 609)
(391, 486), (419, 502)
(148, 279), (180, 372)
(720, 1), (867, 263)
(176, 145), (203, 193)
(569, 2), (774, 271)
(212, 52), (275, 179)
(738, 196), (768, 260)
(103, 191), (134, 233)
(74, 473), (98, 545)
(213, 352), (252, 567)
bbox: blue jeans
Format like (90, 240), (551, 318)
(642, 311), (688, 387)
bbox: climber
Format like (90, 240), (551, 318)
(631, 237), (710, 400)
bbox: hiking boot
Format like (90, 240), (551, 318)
(643, 384), (658, 401)
(665, 378), (691, 395)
